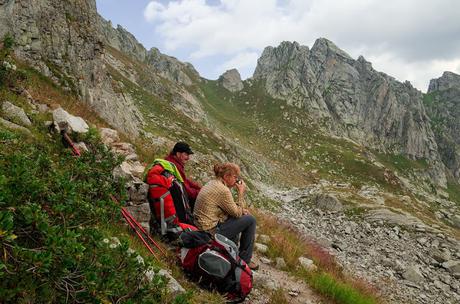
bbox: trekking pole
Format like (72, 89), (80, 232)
(110, 194), (166, 257)
(61, 130), (81, 156)
(121, 208), (166, 256)
(121, 208), (160, 261)
(121, 207), (167, 257)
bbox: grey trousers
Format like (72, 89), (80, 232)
(217, 214), (256, 263)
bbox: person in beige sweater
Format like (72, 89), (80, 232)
(194, 162), (258, 269)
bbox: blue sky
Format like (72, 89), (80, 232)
(96, 0), (460, 91)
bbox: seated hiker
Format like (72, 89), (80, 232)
(165, 142), (201, 210)
(145, 159), (196, 239)
(193, 162), (258, 270)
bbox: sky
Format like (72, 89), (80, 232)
(95, 0), (460, 92)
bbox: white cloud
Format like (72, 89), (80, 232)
(218, 51), (259, 75)
(143, 0), (460, 90)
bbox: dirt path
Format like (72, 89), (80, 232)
(244, 254), (320, 304)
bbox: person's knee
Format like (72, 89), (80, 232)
(246, 214), (256, 226)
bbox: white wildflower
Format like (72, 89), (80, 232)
(135, 255), (145, 265)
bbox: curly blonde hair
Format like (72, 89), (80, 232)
(213, 162), (240, 178)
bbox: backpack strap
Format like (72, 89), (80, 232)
(149, 185), (175, 235)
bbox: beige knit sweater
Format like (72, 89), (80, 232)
(193, 179), (246, 231)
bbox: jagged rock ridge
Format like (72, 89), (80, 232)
(253, 39), (447, 186)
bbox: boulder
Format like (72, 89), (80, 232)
(402, 265), (424, 283)
(100, 127), (120, 146)
(127, 180), (149, 203)
(218, 68), (244, 92)
(2, 101), (32, 126)
(0, 117), (31, 134)
(52, 107), (89, 133)
(125, 203), (151, 223)
(314, 193), (343, 212)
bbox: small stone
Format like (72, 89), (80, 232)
(299, 257), (317, 271)
(258, 234), (271, 244)
(260, 257), (272, 264)
(158, 269), (186, 295)
(276, 257), (287, 269)
(255, 243), (268, 254)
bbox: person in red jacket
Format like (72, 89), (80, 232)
(165, 142), (201, 209)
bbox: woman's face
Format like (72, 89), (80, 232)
(223, 172), (239, 187)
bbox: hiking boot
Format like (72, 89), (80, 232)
(248, 261), (259, 271)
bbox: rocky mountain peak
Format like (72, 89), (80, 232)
(98, 16), (147, 62)
(428, 71), (460, 93)
(145, 47), (200, 86)
(218, 68), (243, 92)
(253, 41), (310, 79)
(310, 37), (353, 61)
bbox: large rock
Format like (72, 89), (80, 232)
(402, 265), (424, 283)
(125, 203), (150, 223)
(100, 127), (120, 146)
(1, 101), (32, 126)
(218, 69), (244, 92)
(314, 193), (343, 212)
(0, 117), (31, 134)
(52, 107), (89, 133)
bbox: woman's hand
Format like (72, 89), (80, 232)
(235, 179), (246, 195)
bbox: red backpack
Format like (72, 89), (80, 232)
(179, 231), (253, 303)
(145, 160), (197, 240)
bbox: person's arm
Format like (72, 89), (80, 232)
(188, 179), (201, 190)
(185, 182), (200, 200)
(219, 188), (244, 218)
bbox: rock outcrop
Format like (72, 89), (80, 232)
(218, 69), (244, 92)
(0, 0), (142, 136)
(253, 39), (446, 186)
(425, 71), (460, 183)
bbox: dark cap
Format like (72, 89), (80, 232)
(172, 141), (194, 154)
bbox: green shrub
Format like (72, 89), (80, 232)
(0, 128), (169, 303)
(2, 34), (14, 50)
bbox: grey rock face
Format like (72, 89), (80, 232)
(145, 47), (198, 86)
(425, 71), (460, 183)
(97, 17), (147, 62)
(218, 69), (244, 92)
(0, 0), (142, 136)
(253, 39), (446, 186)
(428, 71), (460, 92)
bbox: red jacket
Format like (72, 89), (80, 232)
(165, 154), (201, 200)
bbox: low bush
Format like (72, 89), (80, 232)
(0, 127), (170, 303)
